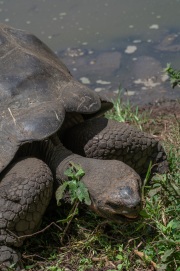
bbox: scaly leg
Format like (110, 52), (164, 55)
(62, 117), (169, 176)
(0, 157), (53, 270)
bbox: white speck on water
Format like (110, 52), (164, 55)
(124, 90), (135, 96)
(156, 15), (161, 19)
(0, 8), (2, 12)
(147, 39), (152, 43)
(41, 31), (45, 35)
(133, 40), (141, 43)
(48, 35), (52, 39)
(95, 88), (103, 92)
(113, 89), (119, 94)
(53, 17), (57, 21)
(90, 61), (95, 65)
(149, 24), (159, 29)
(72, 68), (77, 71)
(96, 80), (111, 85)
(4, 18), (9, 22)
(134, 78), (160, 88)
(129, 25), (134, 28)
(59, 12), (67, 16)
(26, 21), (31, 24)
(125, 45), (137, 54)
(161, 74), (169, 82)
(80, 77), (90, 84)
(0, 1), (4, 4)
(88, 50), (94, 54)
(132, 57), (138, 61)
(78, 27), (83, 31)
(82, 42), (88, 45)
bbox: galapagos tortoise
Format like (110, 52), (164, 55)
(0, 24), (168, 270)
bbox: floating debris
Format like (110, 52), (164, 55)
(133, 40), (142, 43)
(161, 74), (169, 82)
(95, 88), (103, 92)
(149, 24), (159, 29)
(80, 77), (90, 84)
(59, 12), (67, 16)
(125, 45), (137, 54)
(96, 80), (111, 85)
(134, 78), (161, 88)
(124, 90), (135, 96)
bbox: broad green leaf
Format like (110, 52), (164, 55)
(64, 167), (75, 179)
(76, 181), (91, 205)
(68, 180), (78, 203)
(55, 182), (68, 206)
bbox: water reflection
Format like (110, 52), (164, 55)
(0, 0), (180, 103)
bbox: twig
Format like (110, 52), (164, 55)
(134, 249), (157, 270)
(7, 222), (62, 241)
(60, 200), (79, 244)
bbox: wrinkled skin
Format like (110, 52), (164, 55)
(0, 24), (168, 270)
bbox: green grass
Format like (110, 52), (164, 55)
(13, 96), (180, 271)
(105, 91), (149, 130)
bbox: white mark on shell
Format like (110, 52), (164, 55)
(8, 108), (16, 125)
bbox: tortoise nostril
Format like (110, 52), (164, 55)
(118, 186), (134, 199)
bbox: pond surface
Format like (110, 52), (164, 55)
(1, 0), (180, 104)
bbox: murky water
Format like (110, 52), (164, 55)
(0, 0), (180, 104)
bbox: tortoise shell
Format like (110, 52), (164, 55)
(0, 24), (109, 172)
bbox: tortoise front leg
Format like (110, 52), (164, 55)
(63, 117), (169, 176)
(0, 157), (53, 270)
(0, 246), (21, 271)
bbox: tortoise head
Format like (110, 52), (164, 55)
(80, 159), (142, 222)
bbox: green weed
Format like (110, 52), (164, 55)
(105, 90), (149, 130)
(164, 64), (180, 88)
(56, 162), (91, 207)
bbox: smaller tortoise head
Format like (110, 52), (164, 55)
(81, 159), (142, 222)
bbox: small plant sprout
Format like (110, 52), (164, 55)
(55, 162), (91, 206)
(55, 163), (91, 243)
(164, 63), (180, 88)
